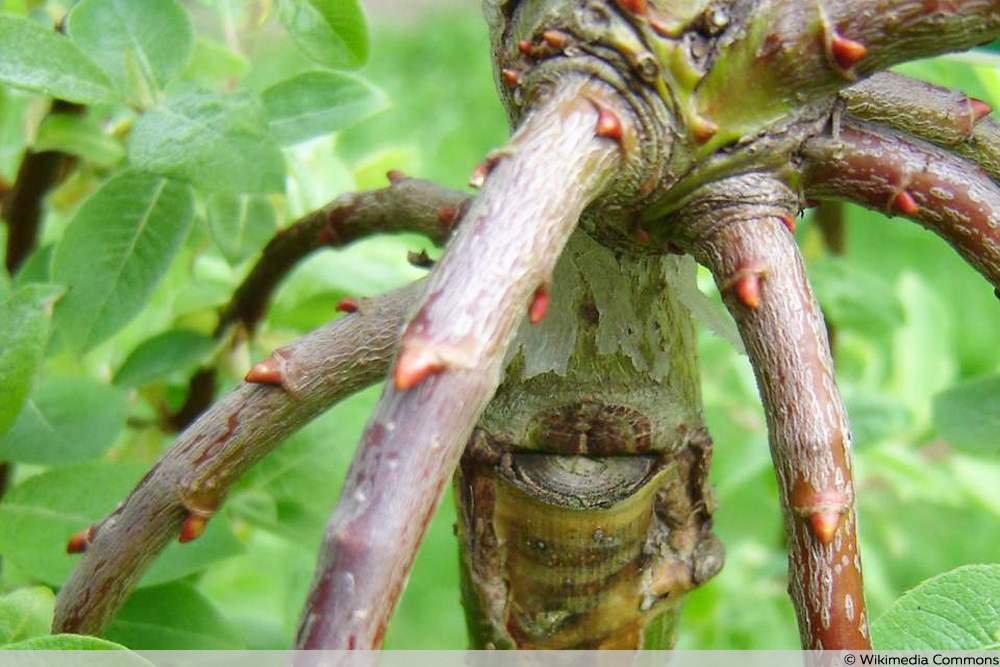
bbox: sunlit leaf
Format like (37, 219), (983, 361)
(0, 14), (117, 104)
(263, 70), (387, 145)
(276, 0), (369, 69)
(128, 92), (285, 193)
(872, 564), (1000, 649)
(0, 376), (127, 465)
(51, 171), (194, 352)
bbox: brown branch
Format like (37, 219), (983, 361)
(2, 101), (82, 273)
(215, 177), (468, 337)
(667, 174), (870, 650)
(839, 71), (1000, 184)
(295, 75), (629, 650)
(801, 119), (1000, 289)
(165, 178), (469, 431)
(698, 2), (1000, 140)
(53, 281), (421, 637)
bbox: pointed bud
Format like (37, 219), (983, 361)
(317, 228), (334, 245)
(394, 347), (445, 391)
(893, 191), (920, 216)
(518, 40), (534, 55)
(595, 107), (623, 142)
(66, 527), (93, 554)
(386, 169), (407, 184)
(336, 297), (359, 314)
(615, 0), (647, 14)
(780, 212), (797, 233)
(438, 206), (459, 228)
(634, 227), (650, 244)
(407, 250), (435, 269)
(830, 33), (867, 71)
(808, 510), (842, 545)
(691, 116), (719, 144)
(245, 357), (283, 386)
(970, 97), (993, 123)
(542, 30), (568, 50)
(179, 514), (209, 543)
(529, 286), (550, 325)
(501, 68), (521, 87)
(734, 273), (762, 309)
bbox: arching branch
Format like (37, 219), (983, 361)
(53, 280), (421, 637)
(801, 120), (1000, 289)
(667, 175), (870, 650)
(217, 177), (468, 336)
(840, 71), (1000, 184)
(295, 75), (630, 650)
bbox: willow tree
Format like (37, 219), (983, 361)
(52, 0), (1000, 651)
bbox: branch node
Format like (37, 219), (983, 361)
(528, 284), (550, 325)
(336, 297), (360, 314)
(393, 346), (447, 391)
(65, 526), (95, 555)
(244, 356), (284, 387)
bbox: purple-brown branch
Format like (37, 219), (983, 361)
(802, 120), (1000, 289)
(295, 75), (630, 650)
(53, 281), (421, 637)
(667, 174), (870, 650)
(167, 179), (469, 431)
(216, 177), (468, 336)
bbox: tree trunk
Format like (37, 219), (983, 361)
(455, 231), (723, 649)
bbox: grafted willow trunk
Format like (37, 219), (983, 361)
(456, 232), (723, 649)
(55, 0), (1000, 652)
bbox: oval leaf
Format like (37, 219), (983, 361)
(0, 376), (127, 465)
(128, 92), (285, 193)
(0, 587), (55, 645)
(933, 374), (1000, 453)
(34, 113), (125, 169)
(51, 171), (194, 352)
(113, 329), (215, 387)
(872, 564), (1000, 650)
(0, 284), (63, 435)
(66, 0), (194, 105)
(277, 0), (369, 69)
(0, 14), (116, 104)
(104, 583), (243, 650)
(0, 462), (241, 587)
(263, 70), (387, 145)
(206, 193), (278, 265)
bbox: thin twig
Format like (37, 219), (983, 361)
(802, 119), (1000, 289)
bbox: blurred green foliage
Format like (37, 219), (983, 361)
(0, 0), (997, 652)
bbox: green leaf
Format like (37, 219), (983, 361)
(0, 462), (242, 587)
(206, 193), (279, 265)
(34, 113), (124, 169)
(104, 582), (243, 649)
(51, 171), (194, 352)
(277, 0), (369, 70)
(0, 376), (127, 465)
(0, 587), (54, 644)
(113, 329), (216, 387)
(178, 38), (248, 91)
(0, 15), (117, 104)
(128, 92), (286, 193)
(2, 634), (129, 650)
(809, 258), (905, 338)
(262, 70), (388, 145)
(0, 284), (63, 435)
(933, 374), (1000, 453)
(872, 564), (1000, 649)
(66, 0), (194, 105)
